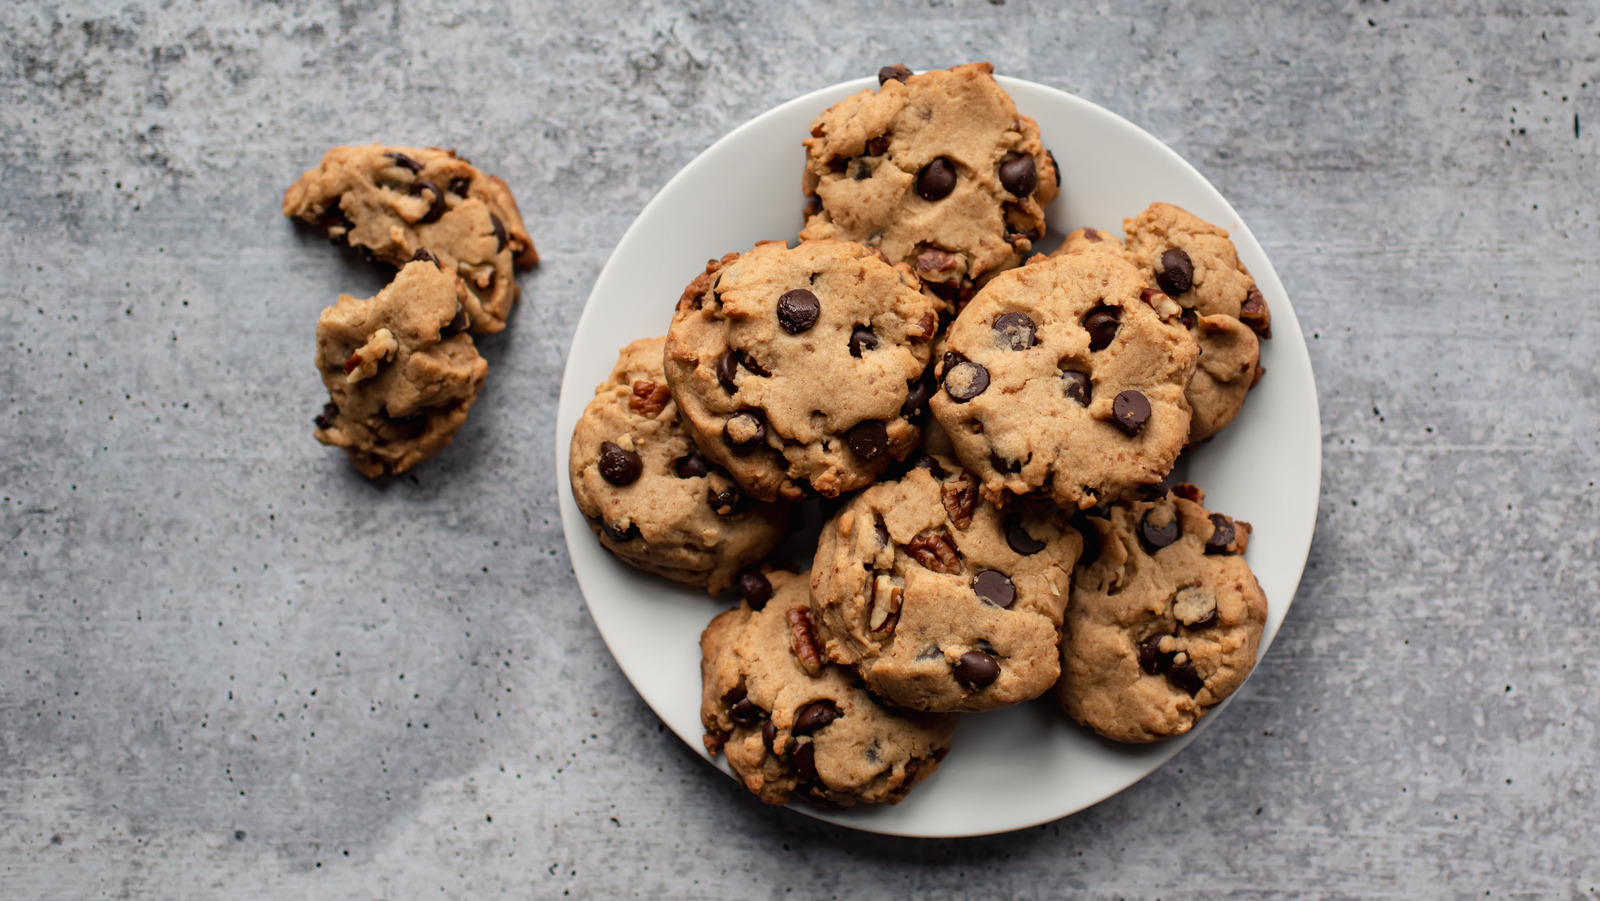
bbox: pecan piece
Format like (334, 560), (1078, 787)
(869, 573), (904, 635)
(906, 529), (962, 575)
(628, 380), (672, 417)
(916, 247), (959, 274)
(940, 476), (978, 531)
(343, 327), (398, 384)
(786, 606), (824, 676)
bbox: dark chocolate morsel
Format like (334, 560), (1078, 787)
(762, 720), (778, 753)
(728, 696), (763, 728)
(989, 451), (1020, 474)
(916, 157), (957, 201)
(411, 247), (436, 263)
(943, 361), (990, 403)
(490, 214), (508, 253)
(1062, 369), (1091, 406)
(1004, 515), (1046, 555)
(386, 152), (423, 174)
(674, 453), (711, 479)
(1112, 390), (1151, 436)
(792, 701), (840, 736)
(723, 410), (767, 453)
(448, 176), (472, 196)
(717, 349), (739, 393)
(1138, 477), (1172, 500)
(1084, 306), (1120, 351)
(972, 570), (1016, 609)
(1139, 509), (1180, 552)
(601, 521), (639, 542)
(846, 420), (889, 461)
(1137, 634), (1171, 675)
(1157, 248), (1194, 296)
(1167, 656), (1203, 695)
(953, 650), (1000, 688)
(849, 325), (880, 357)
(739, 569), (773, 610)
(777, 288), (821, 334)
(314, 402), (339, 430)
(410, 180), (446, 224)
(598, 441), (643, 485)
(707, 483), (742, 515)
(993, 311), (1037, 351)
(910, 454), (946, 479)
(792, 741), (819, 783)
(441, 304), (470, 337)
(1205, 514), (1237, 555)
(878, 64), (912, 85)
(998, 154), (1038, 197)
(902, 374), (934, 418)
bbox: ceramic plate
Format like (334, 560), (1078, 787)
(555, 75), (1321, 838)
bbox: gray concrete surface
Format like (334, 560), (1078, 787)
(3, 1), (1597, 897)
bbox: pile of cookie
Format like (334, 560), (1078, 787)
(283, 145), (539, 477)
(568, 63), (1273, 809)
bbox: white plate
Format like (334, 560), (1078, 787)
(555, 76), (1321, 838)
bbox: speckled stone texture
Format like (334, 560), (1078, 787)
(2, 1), (1597, 897)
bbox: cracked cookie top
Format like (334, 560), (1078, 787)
(284, 144), (538, 334)
(808, 456), (1081, 713)
(664, 240), (940, 502)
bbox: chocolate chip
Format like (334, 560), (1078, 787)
(1178, 307), (1198, 331)
(739, 569), (773, 610)
(943, 360), (990, 403)
(314, 402), (338, 430)
(1205, 514), (1237, 555)
(972, 570), (1015, 609)
(993, 311), (1037, 351)
(849, 325), (879, 357)
(410, 180), (446, 224)
(865, 133), (891, 156)
(1157, 248), (1194, 296)
(441, 304), (470, 337)
(846, 420), (889, 460)
(601, 521), (639, 542)
(902, 374), (934, 418)
(916, 157), (957, 201)
(989, 451), (1020, 474)
(1112, 390), (1151, 436)
(411, 247), (435, 263)
(1084, 306), (1120, 351)
(716, 349), (739, 393)
(1138, 477), (1172, 500)
(738, 352), (771, 377)
(911, 454), (946, 479)
(723, 410), (766, 453)
(1005, 515), (1046, 555)
(1187, 607), (1218, 630)
(953, 650), (1000, 688)
(386, 152), (423, 174)
(707, 483), (742, 515)
(490, 214), (508, 253)
(674, 453), (711, 479)
(793, 701), (840, 735)
(998, 154), (1037, 197)
(598, 441), (642, 485)
(1137, 634), (1171, 675)
(448, 176), (472, 196)
(1167, 656), (1203, 695)
(878, 64), (912, 85)
(762, 720), (778, 753)
(1062, 369), (1091, 406)
(777, 289), (820, 334)
(729, 696), (763, 728)
(1139, 509), (1180, 552)
(791, 741), (818, 782)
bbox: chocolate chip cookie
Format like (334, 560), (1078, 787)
(284, 144), (538, 334)
(1057, 484), (1266, 743)
(569, 336), (789, 593)
(800, 62), (1060, 311)
(929, 250), (1199, 510)
(1119, 203), (1270, 443)
(664, 240), (940, 502)
(809, 456), (1081, 712)
(700, 570), (957, 807)
(313, 259), (488, 477)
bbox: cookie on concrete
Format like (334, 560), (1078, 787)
(929, 250), (1198, 510)
(1057, 483), (1266, 743)
(664, 239), (940, 502)
(809, 456), (1081, 712)
(569, 336), (789, 594)
(1120, 203), (1270, 443)
(800, 62), (1060, 313)
(284, 144), (538, 334)
(700, 570), (957, 808)
(313, 260), (487, 477)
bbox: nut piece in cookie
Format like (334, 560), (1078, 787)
(313, 260), (488, 477)
(664, 239), (940, 502)
(1118, 202), (1270, 444)
(800, 62), (1060, 313)
(1056, 484), (1266, 743)
(809, 456), (1082, 713)
(569, 336), (789, 594)
(283, 144), (538, 334)
(929, 250), (1199, 510)
(700, 570), (957, 808)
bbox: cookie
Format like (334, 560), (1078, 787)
(928, 250), (1199, 510)
(313, 260), (488, 477)
(800, 62), (1060, 311)
(664, 240), (940, 502)
(284, 144), (538, 334)
(700, 570), (957, 807)
(569, 336), (789, 593)
(1057, 483), (1266, 743)
(809, 456), (1081, 712)
(1119, 203), (1270, 443)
